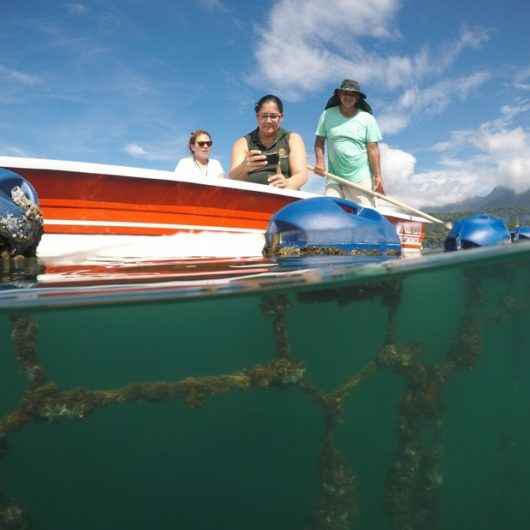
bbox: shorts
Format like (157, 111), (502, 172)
(324, 177), (375, 207)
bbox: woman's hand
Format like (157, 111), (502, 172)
(245, 150), (267, 172)
(374, 175), (385, 194)
(268, 172), (288, 188)
(314, 164), (327, 177)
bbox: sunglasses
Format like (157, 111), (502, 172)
(196, 141), (212, 147)
(258, 113), (281, 121)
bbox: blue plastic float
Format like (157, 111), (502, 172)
(0, 168), (43, 255)
(511, 226), (530, 242)
(444, 213), (511, 251)
(264, 197), (401, 257)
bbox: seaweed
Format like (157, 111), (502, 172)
(0, 260), (528, 529)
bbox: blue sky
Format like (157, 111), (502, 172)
(2, 0), (530, 207)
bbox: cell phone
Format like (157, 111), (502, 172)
(265, 153), (279, 166)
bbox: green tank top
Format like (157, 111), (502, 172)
(244, 128), (291, 185)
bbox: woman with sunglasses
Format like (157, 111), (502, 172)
(174, 129), (224, 179)
(229, 95), (307, 190)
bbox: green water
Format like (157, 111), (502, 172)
(1, 246), (530, 529)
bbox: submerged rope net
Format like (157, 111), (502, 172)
(1, 262), (527, 530)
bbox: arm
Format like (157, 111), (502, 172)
(228, 137), (266, 180)
(228, 137), (249, 180)
(314, 135), (326, 176)
(268, 133), (307, 190)
(286, 132), (308, 190)
(367, 142), (384, 194)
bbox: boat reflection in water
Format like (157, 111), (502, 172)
(1, 240), (530, 530)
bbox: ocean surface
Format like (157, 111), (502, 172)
(1, 244), (530, 530)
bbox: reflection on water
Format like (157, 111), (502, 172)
(1, 246), (530, 529)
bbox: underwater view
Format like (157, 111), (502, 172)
(1, 244), (530, 530)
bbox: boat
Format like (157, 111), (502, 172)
(0, 156), (427, 259)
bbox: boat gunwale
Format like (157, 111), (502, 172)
(0, 155), (428, 224)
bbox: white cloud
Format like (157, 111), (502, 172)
(380, 143), (416, 194)
(124, 143), (147, 157)
(123, 139), (182, 162)
(400, 167), (491, 208)
(252, 1), (490, 100)
(0, 145), (29, 157)
(378, 113), (410, 135)
(381, 101), (530, 207)
(379, 71), (491, 135)
(66, 3), (87, 16)
(435, 26), (490, 74)
(252, 0), (401, 97)
(498, 156), (530, 192)
(406, 72), (490, 115)
(513, 65), (530, 90)
(197, 0), (224, 9)
(0, 65), (41, 86)
(378, 112), (410, 135)
(471, 127), (527, 154)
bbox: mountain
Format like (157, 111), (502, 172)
(427, 186), (530, 213)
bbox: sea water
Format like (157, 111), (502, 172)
(1, 245), (530, 530)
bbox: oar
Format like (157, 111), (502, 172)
(307, 164), (452, 229)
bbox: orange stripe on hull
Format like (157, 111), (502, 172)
(41, 205), (268, 231)
(12, 168), (292, 234)
(43, 224), (180, 236)
(7, 165), (425, 249)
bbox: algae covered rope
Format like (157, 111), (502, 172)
(307, 426), (359, 530)
(0, 498), (31, 530)
(9, 314), (46, 387)
(0, 274), (404, 530)
(0, 358), (307, 432)
(0, 433), (31, 530)
(260, 294), (293, 358)
(2, 267), (512, 530)
(378, 271), (484, 530)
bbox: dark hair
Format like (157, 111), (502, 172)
(188, 129), (212, 154)
(254, 94), (284, 114)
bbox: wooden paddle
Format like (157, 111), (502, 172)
(307, 164), (452, 229)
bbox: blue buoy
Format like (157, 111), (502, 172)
(444, 213), (511, 251)
(263, 197), (401, 257)
(511, 226), (530, 242)
(0, 168), (43, 255)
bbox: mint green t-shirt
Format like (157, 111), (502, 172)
(315, 107), (382, 183)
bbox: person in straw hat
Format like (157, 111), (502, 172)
(314, 79), (384, 206)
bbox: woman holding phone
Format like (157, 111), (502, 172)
(174, 129), (224, 179)
(229, 95), (307, 189)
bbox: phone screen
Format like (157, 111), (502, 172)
(266, 153), (279, 166)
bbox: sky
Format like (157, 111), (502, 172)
(1, 0), (530, 208)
